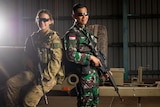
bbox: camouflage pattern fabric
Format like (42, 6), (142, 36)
(5, 29), (64, 107)
(23, 29), (63, 107)
(77, 70), (99, 107)
(5, 71), (34, 107)
(89, 24), (108, 65)
(64, 24), (99, 107)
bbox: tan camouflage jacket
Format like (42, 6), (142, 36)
(25, 29), (63, 81)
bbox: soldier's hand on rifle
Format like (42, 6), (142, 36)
(90, 55), (102, 67)
(104, 71), (113, 80)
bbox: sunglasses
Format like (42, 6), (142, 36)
(76, 12), (89, 16)
(37, 18), (50, 22)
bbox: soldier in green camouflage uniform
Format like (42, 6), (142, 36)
(64, 4), (101, 107)
(5, 9), (64, 107)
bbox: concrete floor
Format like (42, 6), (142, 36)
(0, 89), (160, 107)
(38, 95), (160, 107)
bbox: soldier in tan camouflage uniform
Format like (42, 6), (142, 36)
(64, 3), (102, 107)
(5, 9), (64, 107)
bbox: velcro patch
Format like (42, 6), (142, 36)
(69, 35), (76, 40)
(51, 43), (61, 48)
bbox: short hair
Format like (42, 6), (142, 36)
(35, 9), (53, 22)
(72, 3), (87, 14)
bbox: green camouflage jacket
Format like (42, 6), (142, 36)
(64, 24), (97, 66)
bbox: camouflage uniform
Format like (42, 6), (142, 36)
(5, 29), (63, 107)
(64, 24), (99, 107)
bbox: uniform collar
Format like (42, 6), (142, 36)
(74, 23), (88, 31)
(38, 29), (52, 36)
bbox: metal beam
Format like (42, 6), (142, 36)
(99, 86), (160, 97)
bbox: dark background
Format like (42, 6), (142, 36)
(0, 0), (160, 106)
(0, 0), (159, 81)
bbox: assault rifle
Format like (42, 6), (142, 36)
(31, 37), (48, 104)
(36, 48), (49, 104)
(79, 28), (124, 102)
(91, 48), (124, 102)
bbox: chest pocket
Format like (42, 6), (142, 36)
(40, 48), (52, 64)
(78, 36), (91, 53)
(38, 33), (55, 64)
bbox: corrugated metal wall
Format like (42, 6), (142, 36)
(128, 0), (160, 79)
(0, 0), (159, 79)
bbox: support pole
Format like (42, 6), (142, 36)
(137, 97), (142, 107)
(123, 0), (129, 80)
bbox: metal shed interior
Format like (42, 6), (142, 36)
(0, 0), (159, 82)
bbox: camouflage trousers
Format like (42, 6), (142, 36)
(77, 70), (99, 107)
(5, 70), (57, 107)
(5, 71), (34, 107)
